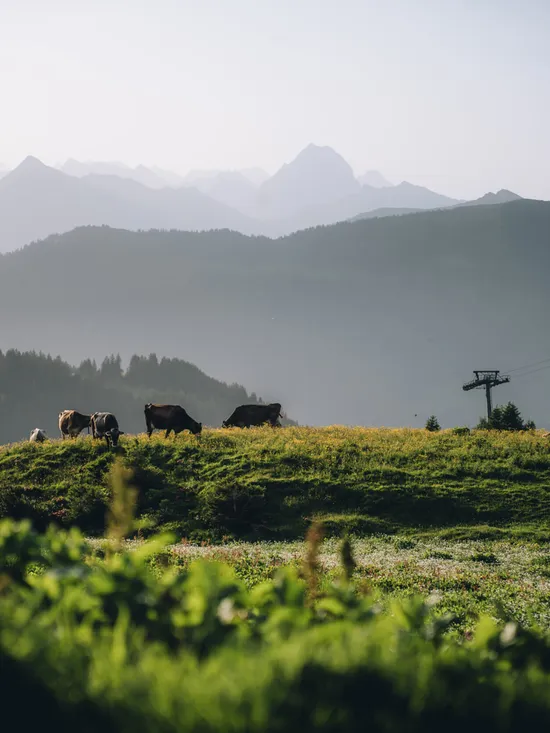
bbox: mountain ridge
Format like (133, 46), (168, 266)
(1, 199), (548, 429)
(0, 149), (536, 251)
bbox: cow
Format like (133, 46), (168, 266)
(144, 403), (202, 438)
(58, 410), (92, 439)
(222, 403), (282, 428)
(90, 412), (124, 447)
(29, 428), (47, 442)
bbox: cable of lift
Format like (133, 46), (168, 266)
(510, 364), (550, 381)
(504, 356), (550, 374)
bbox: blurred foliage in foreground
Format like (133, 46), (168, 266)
(2, 465), (550, 731)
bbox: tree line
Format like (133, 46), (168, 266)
(425, 403), (536, 432)
(0, 349), (287, 443)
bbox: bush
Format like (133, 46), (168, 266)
(3, 518), (550, 731)
(425, 416), (441, 432)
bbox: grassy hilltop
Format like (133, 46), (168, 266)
(2, 427), (549, 540)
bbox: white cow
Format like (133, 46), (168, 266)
(29, 428), (47, 442)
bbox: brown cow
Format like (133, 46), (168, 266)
(58, 410), (91, 439)
(222, 403), (282, 428)
(144, 403), (202, 438)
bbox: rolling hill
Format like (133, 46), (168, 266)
(0, 200), (548, 429)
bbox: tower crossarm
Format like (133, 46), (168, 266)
(462, 371), (510, 391)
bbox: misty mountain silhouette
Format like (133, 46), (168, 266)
(257, 144), (361, 218)
(1, 200), (548, 429)
(358, 170), (392, 187)
(0, 157), (259, 252)
(61, 159), (170, 189)
(182, 170), (259, 214)
(0, 150), (534, 251)
(277, 179), (460, 233)
(349, 189), (524, 222)
(461, 189), (523, 206)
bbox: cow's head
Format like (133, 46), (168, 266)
(193, 421), (203, 436)
(109, 428), (124, 447)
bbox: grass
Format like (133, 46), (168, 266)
(3, 426), (550, 732)
(1, 427), (550, 540)
(85, 532), (550, 633)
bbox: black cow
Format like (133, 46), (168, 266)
(144, 403), (202, 438)
(91, 412), (124, 447)
(222, 403), (282, 428)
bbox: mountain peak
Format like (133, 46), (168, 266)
(259, 144), (360, 217)
(466, 189), (523, 207)
(16, 155), (47, 172)
(1, 156), (62, 185)
(295, 143), (348, 164)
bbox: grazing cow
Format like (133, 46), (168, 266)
(90, 412), (124, 447)
(29, 428), (47, 443)
(58, 410), (91, 439)
(222, 403), (282, 428)
(144, 403), (202, 438)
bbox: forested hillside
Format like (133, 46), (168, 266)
(0, 350), (279, 443)
(0, 200), (549, 428)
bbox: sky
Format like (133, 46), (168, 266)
(0, 0), (549, 199)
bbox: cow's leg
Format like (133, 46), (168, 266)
(165, 428), (172, 439)
(146, 417), (153, 438)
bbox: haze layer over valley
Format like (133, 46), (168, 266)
(1, 200), (548, 429)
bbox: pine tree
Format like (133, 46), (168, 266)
(476, 402), (535, 431)
(425, 415), (441, 432)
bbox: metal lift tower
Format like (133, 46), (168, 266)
(462, 371), (510, 420)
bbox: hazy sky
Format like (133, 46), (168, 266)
(1, 0), (549, 199)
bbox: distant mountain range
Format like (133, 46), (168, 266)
(349, 189), (524, 222)
(458, 189), (523, 207)
(1, 200), (548, 429)
(0, 145), (531, 252)
(0, 156), (259, 252)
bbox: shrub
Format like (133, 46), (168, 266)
(2, 518), (550, 731)
(425, 416), (441, 432)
